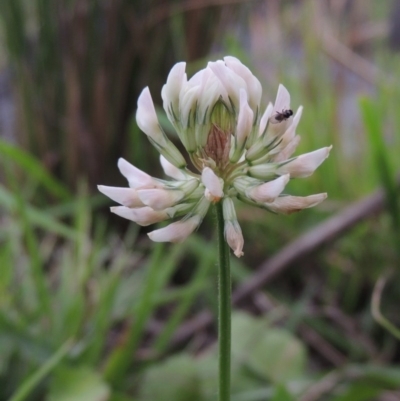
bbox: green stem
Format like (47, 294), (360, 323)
(215, 201), (231, 401)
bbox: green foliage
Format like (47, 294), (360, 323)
(139, 355), (203, 401)
(48, 366), (110, 401)
(138, 313), (307, 401)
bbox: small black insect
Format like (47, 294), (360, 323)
(271, 109), (293, 124)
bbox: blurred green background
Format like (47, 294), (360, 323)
(2, 0), (400, 400)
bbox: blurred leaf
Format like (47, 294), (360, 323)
(8, 339), (72, 401)
(139, 354), (203, 401)
(109, 394), (139, 401)
(231, 312), (268, 360)
(359, 97), (400, 234)
(270, 384), (295, 401)
(0, 139), (70, 200)
(47, 366), (110, 401)
(104, 243), (185, 384)
(0, 336), (14, 375)
(328, 382), (381, 401)
(0, 185), (76, 240)
(359, 364), (400, 387)
(247, 329), (306, 384)
(196, 355), (218, 401)
(231, 312), (306, 384)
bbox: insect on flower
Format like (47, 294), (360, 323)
(270, 108), (294, 124)
(98, 56), (332, 257)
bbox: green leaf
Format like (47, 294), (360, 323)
(139, 354), (203, 401)
(8, 339), (72, 401)
(231, 312), (306, 384)
(270, 384), (295, 401)
(0, 138), (70, 200)
(359, 97), (400, 234)
(247, 328), (306, 383)
(47, 366), (110, 401)
(0, 185), (76, 240)
(328, 381), (381, 401)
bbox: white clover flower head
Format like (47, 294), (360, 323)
(98, 56), (331, 257)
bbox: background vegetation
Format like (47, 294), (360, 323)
(1, 0), (400, 400)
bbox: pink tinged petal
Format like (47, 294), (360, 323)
(160, 155), (189, 181)
(138, 179), (199, 210)
(136, 90), (187, 168)
(236, 89), (254, 146)
(187, 69), (204, 86)
(201, 167), (224, 201)
(273, 84), (291, 114)
(246, 174), (290, 203)
(244, 106), (274, 162)
(111, 206), (168, 226)
(148, 215), (201, 243)
(224, 220), (244, 258)
(272, 136), (301, 162)
(117, 158), (162, 189)
(292, 105), (303, 127)
(277, 146), (332, 178)
(222, 197), (244, 257)
(161, 62), (187, 119)
(258, 103), (273, 136)
(97, 185), (144, 207)
(197, 68), (229, 121)
(230, 89), (254, 163)
(179, 84), (200, 128)
(224, 56), (262, 112)
(208, 60), (246, 112)
(136, 87), (166, 145)
(137, 188), (185, 210)
(278, 106), (303, 146)
(265, 193), (327, 214)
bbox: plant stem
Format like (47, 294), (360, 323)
(215, 201), (231, 401)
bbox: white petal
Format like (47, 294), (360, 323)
(258, 103), (273, 136)
(265, 193), (327, 214)
(197, 67), (229, 121)
(136, 87), (165, 145)
(187, 68), (205, 86)
(273, 136), (301, 162)
(278, 106), (303, 146)
(137, 188), (185, 210)
(208, 61), (246, 112)
(236, 89), (254, 146)
(224, 56), (262, 112)
(179, 84), (200, 127)
(273, 84), (291, 114)
(224, 220), (244, 257)
(262, 85), (292, 144)
(292, 105), (303, 127)
(277, 146), (332, 178)
(201, 167), (224, 200)
(160, 155), (189, 181)
(246, 174), (290, 203)
(161, 62), (187, 120)
(98, 185), (144, 207)
(148, 216), (201, 243)
(111, 206), (168, 226)
(117, 158), (162, 189)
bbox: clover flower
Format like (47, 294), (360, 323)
(98, 56), (331, 257)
